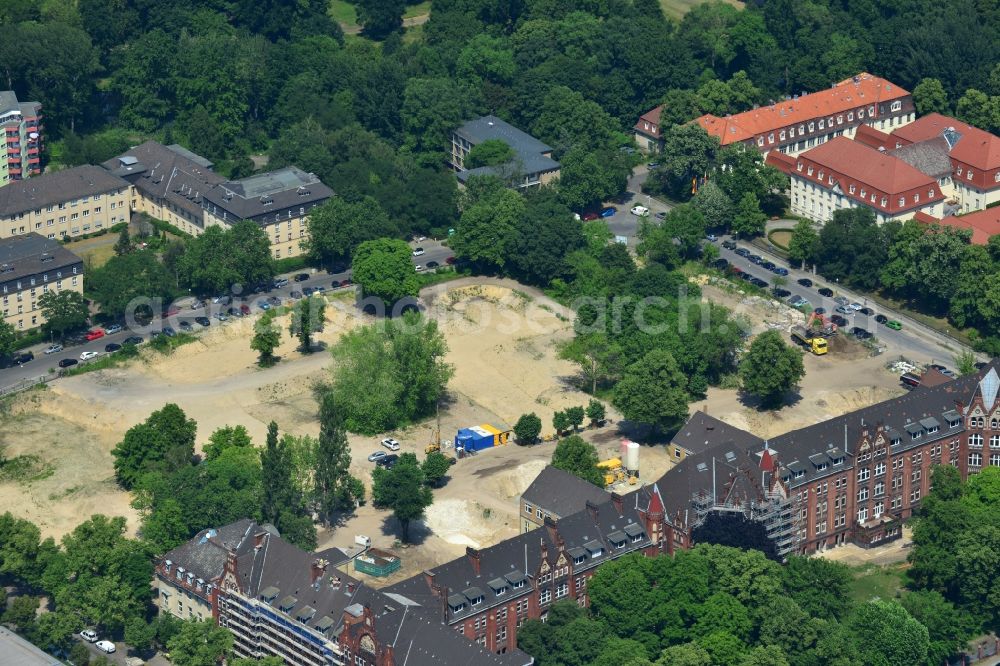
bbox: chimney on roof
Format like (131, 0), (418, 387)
(611, 492), (624, 515)
(311, 558), (327, 585)
(543, 515), (560, 545)
(585, 500), (599, 522)
(465, 546), (481, 576)
(254, 531), (267, 549)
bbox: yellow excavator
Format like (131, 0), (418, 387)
(425, 406), (442, 454)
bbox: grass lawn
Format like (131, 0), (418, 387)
(660, 0), (743, 20)
(403, 1), (432, 19)
(64, 236), (117, 270)
(769, 229), (793, 250)
(402, 23), (424, 45)
(328, 0), (358, 27)
(848, 563), (907, 604)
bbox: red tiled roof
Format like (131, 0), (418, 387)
(765, 151), (796, 172)
(893, 113), (1000, 171)
(802, 136), (937, 195)
(634, 105), (664, 138)
(914, 207), (1000, 245)
(854, 124), (892, 150)
(695, 73), (909, 145)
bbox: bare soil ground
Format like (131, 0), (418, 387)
(0, 278), (904, 571)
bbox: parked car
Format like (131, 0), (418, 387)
(195, 316), (211, 327)
(294, 273), (309, 282)
(376, 454), (399, 468)
(191, 300), (206, 310)
(268, 296), (282, 306)
(179, 321), (193, 331)
(835, 305), (853, 315)
(228, 307), (241, 317)
(214, 313), (228, 322)
(886, 319), (902, 330)
(290, 290), (303, 299)
(162, 326), (176, 336)
(445, 256), (456, 265)
(123, 336), (143, 345)
(830, 315), (848, 327)
(788, 295), (808, 307)
(630, 205), (650, 216)
(581, 211), (600, 221)
(412, 247), (425, 256)
(367, 451), (387, 462)
(105, 343), (121, 353)
(817, 287), (834, 297)
(760, 261), (776, 271)
(95, 640), (116, 654)
(381, 437), (401, 451)
(875, 314), (888, 324)
(797, 278), (813, 287)
(712, 258), (729, 270)
(706, 234), (718, 242)
(426, 261), (439, 269)
(302, 286), (315, 296)
(773, 267), (789, 276)
(241, 304), (251, 315)
(772, 287), (791, 298)
(104, 324), (123, 335)
(849, 302), (863, 311)
(748, 254), (763, 264)
(833, 296), (850, 306)
(258, 301), (271, 311)
(600, 206), (617, 218)
(859, 307), (874, 316)
(44, 344), (63, 355)
(58, 358), (78, 368)
(273, 278), (289, 288)
(80, 630), (98, 643)
(80, 351), (100, 361)
(900, 372), (921, 389)
(722, 240), (737, 250)
(751, 277), (768, 288)
(85, 329), (105, 341)
(813, 307), (826, 315)
(734, 248), (751, 258)
(13, 352), (33, 364)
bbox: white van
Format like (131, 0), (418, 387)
(95, 640), (116, 654)
(630, 205), (650, 216)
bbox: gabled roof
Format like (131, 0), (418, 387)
(0, 165), (130, 217)
(913, 208), (1000, 245)
(696, 73), (909, 145)
(889, 136), (954, 179)
(803, 137), (938, 195)
(0, 233), (82, 284)
(670, 410), (764, 456)
(634, 105), (664, 138)
(854, 124), (892, 150)
(520, 465), (609, 517)
(892, 113), (1000, 171)
(202, 166), (333, 222)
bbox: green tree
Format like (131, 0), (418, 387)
(556, 147), (630, 211)
(913, 78), (951, 116)
(956, 89), (1000, 134)
(352, 238), (420, 308)
(87, 250), (175, 320)
(305, 197), (398, 269)
(113, 226), (133, 256)
(787, 219), (820, 267)
(585, 399), (606, 426)
(551, 435), (603, 487)
(452, 187), (525, 271)
(512, 188), (586, 286)
(652, 124), (719, 200)
(900, 590), (975, 666)
(112, 404), (196, 489)
(692, 181), (734, 230)
(739, 330), (805, 408)
(954, 350), (978, 376)
(3, 594), (38, 629)
(250, 314), (281, 367)
(180, 222), (274, 296)
(513, 412), (542, 444)
(466, 139), (515, 168)
(657, 643), (711, 666)
(289, 295), (325, 352)
(422, 451), (452, 487)
(202, 425), (253, 462)
(370, 454), (432, 542)
(261, 421), (294, 525)
(314, 395), (363, 516)
(0, 320), (15, 359)
(613, 349), (690, 434)
(731, 192), (766, 238)
(662, 204), (708, 259)
(565, 405), (585, 431)
(124, 616), (157, 654)
(779, 556), (852, 620)
(552, 410), (571, 436)
(166, 619), (234, 666)
(401, 77), (471, 159)
(69, 642), (91, 666)
(356, 0), (405, 39)
(848, 600), (929, 666)
(39, 290), (90, 339)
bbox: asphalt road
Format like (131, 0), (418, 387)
(0, 239), (453, 389)
(714, 236), (970, 366)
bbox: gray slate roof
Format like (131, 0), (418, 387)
(0, 165), (129, 218)
(889, 136), (954, 179)
(0, 91), (20, 116)
(521, 465), (610, 517)
(102, 141), (224, 224)
(454, 115), (561, 178)
(671, 411), (764, 456)
(202, 166), (333, 222)
(0, 234), (82, 285)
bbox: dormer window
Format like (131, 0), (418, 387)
(793, 469), (805, 479)
(818, 171), (824, 181)
(808, 122), (815, 132)
(848, 112), (854, 121)
(807, 167), (814, 176)
(758, 137), (764, 147)
(890, 101), (901, 112)
(796, 162), (803, 172)
(849, 185), (856, 194)
(513, 580), (524, 589)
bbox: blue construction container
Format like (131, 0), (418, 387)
(456, 426), (495, 452)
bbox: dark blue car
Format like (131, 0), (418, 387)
(773, 267), (789, 276)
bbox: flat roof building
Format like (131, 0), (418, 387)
(0, 626), (62, 666)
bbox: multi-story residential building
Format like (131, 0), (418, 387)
(0, 233), (83, 331)
(665, 411), (761, 463)
(450, 116), (560, 189)
(633, 105), (665, 152)
(385, 490), (664, 655)
(103, 141), (225, 236)
(913, 207), (1000, 243)
(692, 73), (914, 156)
(202, 167), (332, 260)
(519, 465), (610, 533)
(767, 136), (945, 224)
(0, 91), (42, 186)
(0, 165), (131, 240)
(158, 519), (532, 666)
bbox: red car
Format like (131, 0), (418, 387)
(240, 304), (250, 315)
(445, 256), (456, 265)
(581, 211), (600, 221)
(85, 329), (105, 341)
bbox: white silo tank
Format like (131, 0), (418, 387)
(625, 440), (640, 474)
